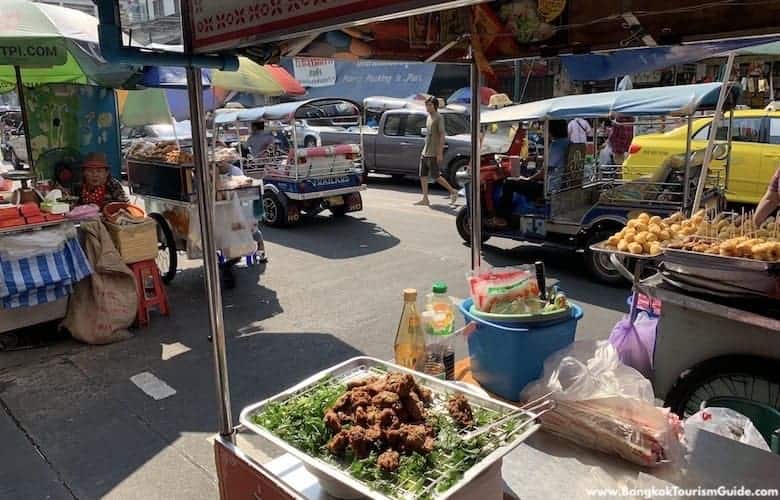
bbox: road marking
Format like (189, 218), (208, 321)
(161, 342), (191, 361)
(130, 372), (177, 400)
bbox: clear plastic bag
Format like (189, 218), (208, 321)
(684, 407), (770, 452)
(523, 341), (682, 467)
(467, 265), (539, 313)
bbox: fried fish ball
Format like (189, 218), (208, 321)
(649, 216), (662, 226)
(671, 224), (682, 233)
(659, 230), (671, 241)
(638, 213), (650, 222)
(648, 224), (662, 235)
(634, 232), (648, 244)
(645, 232), (658, 243)
(642, 242), (654, 254)
(649, 242), (662, 255)
(682, 226), (697, 236)
(617, 239), (629, 252)
(607, 235), (621, 246)
(627, 219), (639, 229)
(623, 232), (636, 243)
(628, 242), (644, 254)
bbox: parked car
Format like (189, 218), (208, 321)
(318, 105), (502, 187)
(623, 109), (780, 205)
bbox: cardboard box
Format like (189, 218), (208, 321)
(104, 218), (159, 264)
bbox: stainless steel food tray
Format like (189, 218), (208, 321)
(239, 356), (543, 500)
(589, 241), (664, 261)
(664, 246), (780, 274)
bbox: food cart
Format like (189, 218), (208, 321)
(94, 0), (780, 497)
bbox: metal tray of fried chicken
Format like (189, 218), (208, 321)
(239, 356), (547, 500)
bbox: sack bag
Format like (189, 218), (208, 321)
(685, 407), (770, 452)
(608, 311), (658, 378)
(62, 220), (136, 344)
(215, 193), (255, 259)
(523, 341), (682, 467)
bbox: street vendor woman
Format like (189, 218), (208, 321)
(753, 166), (780, 226)
(72, 152), (129, 208)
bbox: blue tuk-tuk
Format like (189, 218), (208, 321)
(457, 83), (733, 283)
(216, 98), (366, 227)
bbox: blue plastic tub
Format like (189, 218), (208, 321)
(459, 298), (583, 401)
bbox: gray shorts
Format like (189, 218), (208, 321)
(419, 157), (441, 178)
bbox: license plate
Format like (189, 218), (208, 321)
(326, 196), (344, 206)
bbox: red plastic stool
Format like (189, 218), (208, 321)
(130, 260), (169, 327)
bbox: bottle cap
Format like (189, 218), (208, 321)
(403, 288), (417, 301)
(432, 281), (448, 294)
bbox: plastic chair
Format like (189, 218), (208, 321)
(130, 259), (169, 327)
(704, 397), (780, 454)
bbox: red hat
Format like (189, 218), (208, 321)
(82, 152), (109, 170)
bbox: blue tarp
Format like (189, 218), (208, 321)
(481, 83), (724, 123)
(561, 37), (780, 81)
(280, 59), (436, 101)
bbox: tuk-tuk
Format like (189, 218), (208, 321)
(457, 83), (734, 284)
(215, 98), (365, 227)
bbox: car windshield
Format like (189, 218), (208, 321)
(442, 113), (469, 135)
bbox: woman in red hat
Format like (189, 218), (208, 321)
(74, 152), (129, 208)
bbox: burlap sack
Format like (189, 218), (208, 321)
(63, 220), (136, 344)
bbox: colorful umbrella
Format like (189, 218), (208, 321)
(447, 87), (497, 106)
(0, 0), (138, 92)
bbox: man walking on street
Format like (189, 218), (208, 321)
(416, 96), (458, 206)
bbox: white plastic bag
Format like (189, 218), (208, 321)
(523, 341), (682, 467)
(685, 407), (770, 452)
(214, 193), (255, 259)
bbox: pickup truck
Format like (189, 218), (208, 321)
(317, 107), (483, 187)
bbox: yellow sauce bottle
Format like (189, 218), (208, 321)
(393, 289), (426, 372)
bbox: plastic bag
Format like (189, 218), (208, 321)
(214, 193), (255, 259)
(467, 266), (539, 313)
(523, 341), (682, 467)
(609, 311), (658, 378)
(685, 407), (770, 452)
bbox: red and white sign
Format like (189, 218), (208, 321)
(187, 0), (475, 53)
(292, 57), (336, 87)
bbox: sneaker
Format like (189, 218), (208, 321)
(414, 198), (430, 206)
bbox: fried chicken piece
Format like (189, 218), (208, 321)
(372, 390), (400, 408)
(350, 389), (372, 409)
(402, 392), (426, 422)
(347, 376), (378, 390)
(447, 394), (474, 427)
(337, 411), (354, 424)
(377, 408), (399, 429)
(365, 425), (383, 442)
(386, 428), (403, 450)
(416, 386), (433, 404)
(384, 373), (416, 397)
(332, 393), (351, 412)
(324, 410), (341, 433)
(327, 430), (349, 456)
(400, 424), (428, 453)
(377, 450), (400, 472)
(347, 426), (371, 458)
(354, 406), (368, 427)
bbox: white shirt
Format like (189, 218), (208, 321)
(568, 118), (592, 144)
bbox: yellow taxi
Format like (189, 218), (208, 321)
(622, 109), (780, 204)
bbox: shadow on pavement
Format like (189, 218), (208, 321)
(263, 214), (400, 259)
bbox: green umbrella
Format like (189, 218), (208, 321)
(0, 0), (138, 92)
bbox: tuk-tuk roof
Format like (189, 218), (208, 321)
(481, 83), (725, 124)
(220, 98), (362, 124)
(363, 96), (422, 113)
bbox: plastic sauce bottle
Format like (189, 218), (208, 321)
(394, 289), (426, 372)
(424, 282), (455, 379)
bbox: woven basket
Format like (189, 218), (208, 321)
(104, 219), (158, 264)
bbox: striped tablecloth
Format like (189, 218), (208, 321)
(0, 238), (92, 309)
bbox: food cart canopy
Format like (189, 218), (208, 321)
(481, 83), (725, 124)
(363, 96), (422, 112)
(221, 98), (362, 124)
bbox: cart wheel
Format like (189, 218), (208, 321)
(584, 231), (629, 285)
(263, 192), (287, 228)
(149, 213), (177, 283)
(456, 206), (489, 244)
(304, 136), (317, 148)
(665, 355), (780, 418)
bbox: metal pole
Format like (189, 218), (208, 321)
(181, 0), (233, 440)
(543, 120), (550, 198)
(519, 63), (533, 104)
(682, 115), (693, 213)
(469, 52), (482, 271)
(513, 60), (521, 102)
(724, 109), (733, 192)
(14, 66), (34, 170)
(693, 52), (735, 212)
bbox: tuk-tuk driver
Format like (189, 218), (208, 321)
(492, 120), (569, 226)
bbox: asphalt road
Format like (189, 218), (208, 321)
(0, 178), (627, 500)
